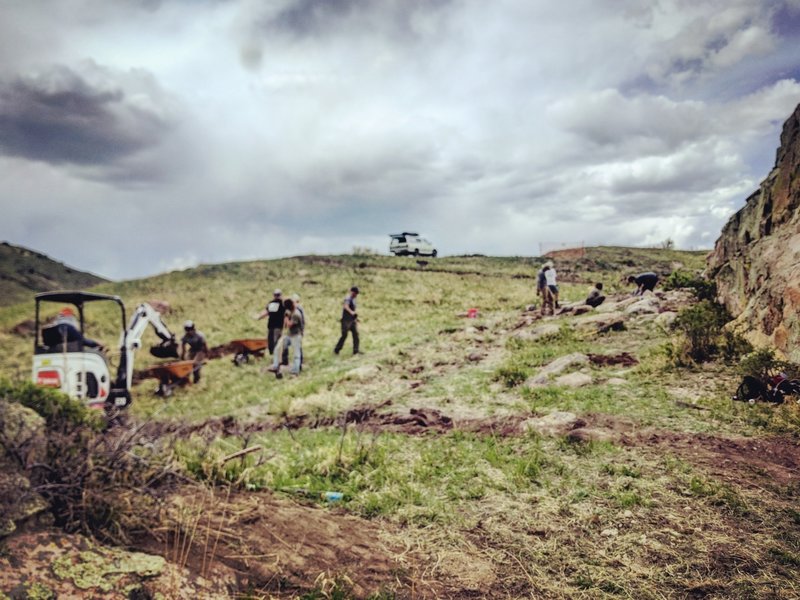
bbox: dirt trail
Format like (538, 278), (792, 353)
(633, 430), (800, 489)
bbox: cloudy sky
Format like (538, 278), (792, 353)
(1, 0), (799, 279)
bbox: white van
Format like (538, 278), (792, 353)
(389, 232), (437, 257)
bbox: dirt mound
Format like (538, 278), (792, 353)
(9, 318), (35, 337)
(588, 352), (639, 367)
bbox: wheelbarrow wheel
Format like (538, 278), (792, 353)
(735, 376), (766, 403)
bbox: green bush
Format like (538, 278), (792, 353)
(0, 379), (103, 431)
(663, 270), (717, 301)
(738, 348), (799, 380)
(671, 301), (730, 363)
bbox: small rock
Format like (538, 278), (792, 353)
(521, 411), (584, 436)
(655, 311), (678, 328)
(344, 365), (381, 381)
(606, 377), (627, 386)
(513, 323), (561, 341)
(601, 528), (619, 537)
(525, 353), (589, 386)
(467, 353), (484, 362)
(566, 428), (613, 443)
(624, 297), (660, 316)
(554, 372), (593, 388)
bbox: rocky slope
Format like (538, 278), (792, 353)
(708, 103), (800, 361)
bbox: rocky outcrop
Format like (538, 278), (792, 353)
(0, 401), (49, 537)
(708, 103), (800, 361)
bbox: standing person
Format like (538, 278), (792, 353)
(180, 320), (208, 383)
(334, 286), (360, 355)
(536, 266), (547, 300)
(544, 264), (559, 311)
(585, 283), (606, 308)
(255, 289), (285, 356)
(291, 293), (305, 370)
(628, 272), (659, 296)
(267, 298), (302, 378)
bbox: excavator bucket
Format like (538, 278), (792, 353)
(150, 340), (179, 359)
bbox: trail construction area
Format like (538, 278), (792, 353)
(3, 254), (800, 599)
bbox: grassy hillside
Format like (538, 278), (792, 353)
(0, 241), (107, 307)
(4, 247), (800, 599)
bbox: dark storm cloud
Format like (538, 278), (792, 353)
(0, 64), (176, 176)
(263, 0), (454, 39)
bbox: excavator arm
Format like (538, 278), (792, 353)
(114, 303), (178, 397)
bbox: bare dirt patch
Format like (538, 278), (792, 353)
(587, 352), (639, 367)
(130, 486), (445, 598)
(631, 431), (800, 489)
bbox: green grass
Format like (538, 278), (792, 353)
(4, 248), (800, 598)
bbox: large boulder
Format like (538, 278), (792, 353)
(624, 296), (660, 316)
(0, 401), (49, 537)
(708, 103), (800, 361)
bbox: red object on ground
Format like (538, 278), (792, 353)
(467, 308), (478, 318)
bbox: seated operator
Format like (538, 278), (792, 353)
(43, 307), (104, 350)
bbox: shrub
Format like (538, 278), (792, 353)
(0, 379), (103, 432)
(738, 348), (799, 380)
(671, 300), (730, 363)
(663, 270), (717, 301)
(720, 330), (754, 363)
(0, 380), (184, 544)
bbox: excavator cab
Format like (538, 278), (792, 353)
(33, 291), (127, 408)
(33, 291), (179, 409)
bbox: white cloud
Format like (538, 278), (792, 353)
(0, 0), (799, 278)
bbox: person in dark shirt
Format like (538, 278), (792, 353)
(255, 289), (286, 357)
(628, 272), (659, 296)
(181, 320), (208, 383)
(334, 286), (360, 355)
(267, 298), (303, 378)
(585, 283), (606, 308)
(45, 307), (103, 350)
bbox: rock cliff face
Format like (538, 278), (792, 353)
(708, 103), (800, 361)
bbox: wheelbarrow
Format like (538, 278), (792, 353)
(139, 360), (197, 397)
(229, 338), (268, 366)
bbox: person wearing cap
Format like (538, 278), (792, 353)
(334, 286), (360, 355)
(255, 289), (286, 357)
(267, 298), (303, 378)
(180, 320), (208, 383)
(48, 307), (103, 349)
(538, 265), (557, 315)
